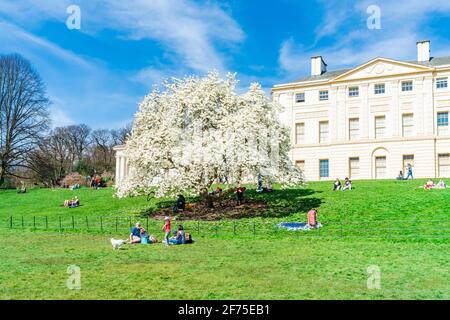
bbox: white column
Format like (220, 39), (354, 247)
(120, 156), (125, 182)
(115, 156), (120, 184)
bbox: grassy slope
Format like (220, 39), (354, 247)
(1, 179), (450, 222)
(0, 179), (449, 299)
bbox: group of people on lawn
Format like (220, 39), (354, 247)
(332, 178), (352, 191)
(422, 178), (447, 190)
(129, 218), (190, 246)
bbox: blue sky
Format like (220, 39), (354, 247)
(1, 0), (450, 129)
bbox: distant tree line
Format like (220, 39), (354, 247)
(0, 53), (131, 188)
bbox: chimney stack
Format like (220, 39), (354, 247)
(311, 56), (327, 76)
(417, 40), (430, 62)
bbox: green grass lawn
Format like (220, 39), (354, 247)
(0, 179), (449, 299)
(0, 229), (448, 300)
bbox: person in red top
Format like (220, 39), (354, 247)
(162, 216), (171, 246)
(95, 176), (101, 188)
(236, 186), (246, 205)
(307, 209), (318, 228)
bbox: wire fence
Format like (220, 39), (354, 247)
(1, 215), (450, 240)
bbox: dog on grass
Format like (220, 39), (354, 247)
(110, 238), (128, 250)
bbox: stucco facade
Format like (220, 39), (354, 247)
(272, 41), (450, 181)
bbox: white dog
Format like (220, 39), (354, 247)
(110, 238), (127, 250)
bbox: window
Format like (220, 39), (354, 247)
(295, 123), (305, 144)
(319, 159), (329, 178)
(402, 114), (414, 137)
(348, 86), (359, 97)
(349, 118), (359, 140)
(374, 83), (385, 95)
(437, 112), (449, 135)
(295, 93), (305, 103)
(402, 155), (414, 176)
(295, 160), (305, 171)
(349, 157), (360, 179)
(319, 121), (329, 143)
(402, 81), (413, 92)
(438, 154), (450, 177)
(375, 156), (387, 179)
(375, 116), (386, 138)
(319, 90), (329, 101)
(436, 78), (448, 89)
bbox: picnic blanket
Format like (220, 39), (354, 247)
(277, 222), (322, 231)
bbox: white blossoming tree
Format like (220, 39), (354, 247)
(116, 72), (303, 207)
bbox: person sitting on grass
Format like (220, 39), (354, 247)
(423, 179), (435, 190)
(69, 196), (80, 208)
(396, 171), (404, 180)
(173, 194), (186, 213)
(341, 178), (352, 191)
(130, 222), (142, 244)
(169, 225), (186, 245)
(236, 186), (246, 205)
(333, 178), (341, 191)
(307, 208), (318, 228)
(140, 227), (150, 244)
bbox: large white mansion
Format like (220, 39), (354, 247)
(272, 40), (450, 181)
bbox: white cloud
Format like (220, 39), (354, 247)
(49, 104), (75, 128)
(0, 0), (245, 74)
(279, 0), (450, 79)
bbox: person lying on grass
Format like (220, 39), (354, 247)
(130, 222), (142, 244)
(423, 179), (435, 190)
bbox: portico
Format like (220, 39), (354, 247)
(113, 145), (128, 184)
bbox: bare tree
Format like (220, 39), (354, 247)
(90, 129), (115, 172)
(65, 124), (91, 165)
(0, 54), (50, 185)
(111, 123), (132, 146)
(28, 127), (74, 186)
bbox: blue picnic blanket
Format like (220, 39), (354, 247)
(277, 222), (322, 231)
